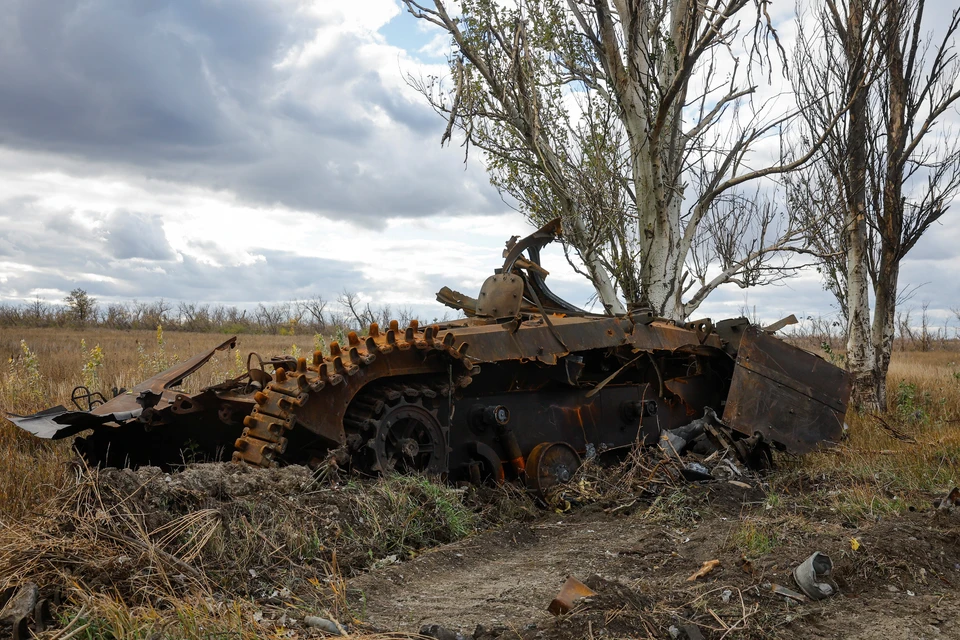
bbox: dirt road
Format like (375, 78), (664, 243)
(353, 482), (960, 639)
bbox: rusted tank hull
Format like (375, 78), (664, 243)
(723, 325), (850, 453)
(7, 220), (852, 481)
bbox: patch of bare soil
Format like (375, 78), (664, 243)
(352, 481), (960, 639)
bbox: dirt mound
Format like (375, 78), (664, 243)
(0, 462), (490, 638)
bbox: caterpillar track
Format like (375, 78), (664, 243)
(234, 321), (473, 470)
(8, 219), (853, 491)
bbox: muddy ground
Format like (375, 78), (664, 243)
(352, 481), (960, 639)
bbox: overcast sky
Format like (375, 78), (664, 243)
(0, 0), (957, 328)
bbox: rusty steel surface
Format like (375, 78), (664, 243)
(549, 577), (597, 615)
(722, 325), (850, 453)
(526, 442), (582, 498)
(476, 273), (524, 318)
(95, 336), (239, 416)
(8, 217), (852, 482)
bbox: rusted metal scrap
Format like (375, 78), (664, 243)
(8, 219), (851, 486)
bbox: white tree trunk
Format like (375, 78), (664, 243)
(845, 215), (878, 411)
(570, 216), (626, 315)
(871, 259), (899, 410)
(625, 0), (687, 319)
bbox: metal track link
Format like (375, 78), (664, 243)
(233, 320), (475, 468)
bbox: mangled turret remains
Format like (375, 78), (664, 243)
(9, 220), (851, 490)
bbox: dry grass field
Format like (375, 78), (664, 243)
(0, 328), (307, 522)
(0, 327), (958, 638)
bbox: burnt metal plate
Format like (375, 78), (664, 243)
(476, 274), (524, 318)
(722, 325), (851, 454)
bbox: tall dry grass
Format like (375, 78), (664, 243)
(0, 328), (310, 521)
(784, 350), (960, 520)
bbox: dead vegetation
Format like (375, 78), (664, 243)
(0, 462), (496, 638)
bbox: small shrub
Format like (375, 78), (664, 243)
(4, 340), (45, 407)
(820, 341), (847, 367)
(641, 491), (700, 527)
(894, 381), (930, 423)
(137, 325), (178, 376)
(313, 333), (326, 356)
(346, 474), (477, 561)
(731, 519), (779, 556)
(80, 339), (105, 392)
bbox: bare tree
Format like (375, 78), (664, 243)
(28, 296), (48, 327)
(299, 295), (329, 331)
(337, 290), (376, 329)
(104, 303), (131, 329)
(792, 0), (960, 409)
(403, 0), (843, 319)
(255, 303), (289, 334)
(177, 302), (213, 332)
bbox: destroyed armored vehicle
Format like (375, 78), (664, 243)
(9, 220), (851, 489)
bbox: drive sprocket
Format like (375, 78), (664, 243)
(344, 382), (448, 475)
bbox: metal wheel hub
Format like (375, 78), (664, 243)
(345, 384), (448, 475)
(374, 402), (445, 474)
(526, 441), (582, 498)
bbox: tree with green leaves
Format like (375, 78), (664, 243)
(404, 0), (843, 318)
(64, 288), (97, 327)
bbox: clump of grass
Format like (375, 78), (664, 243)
(791, 349), (960, 523)
(3, 339), (46, 408)
(63, 592), (256, 640)
(730, 519), (779, 557)
(136, 324), (178, 376)
(344, 474), (478, 561)
(0, 464), (486, 638)
(0, 340), (73, 521)
(80, 338), (105, 392)
(641, 490), (701, 527)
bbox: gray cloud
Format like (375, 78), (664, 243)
(0, 1), (500, 222)
(0, 201), (370, 305)
(105, 212), (177, 261)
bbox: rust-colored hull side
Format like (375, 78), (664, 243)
(722, 326), (850, 453)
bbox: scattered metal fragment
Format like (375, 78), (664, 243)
(681, 462), (713, 482)
(0, 583), (37, 625)
(680, 624), (706, 640)
(303, 615), (346, 635)
(420, 623), (469, 640)
(0, 582), (47, 640)
(548, 576), (597, 615)
(7, 219), (852, 486)
(793, 552), (838, 600)
(766, 583), (809, 603)
(687, 559), (721, 581)
(935, 487), (960, 511)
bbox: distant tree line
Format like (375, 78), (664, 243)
(0, 288), (430, 335)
